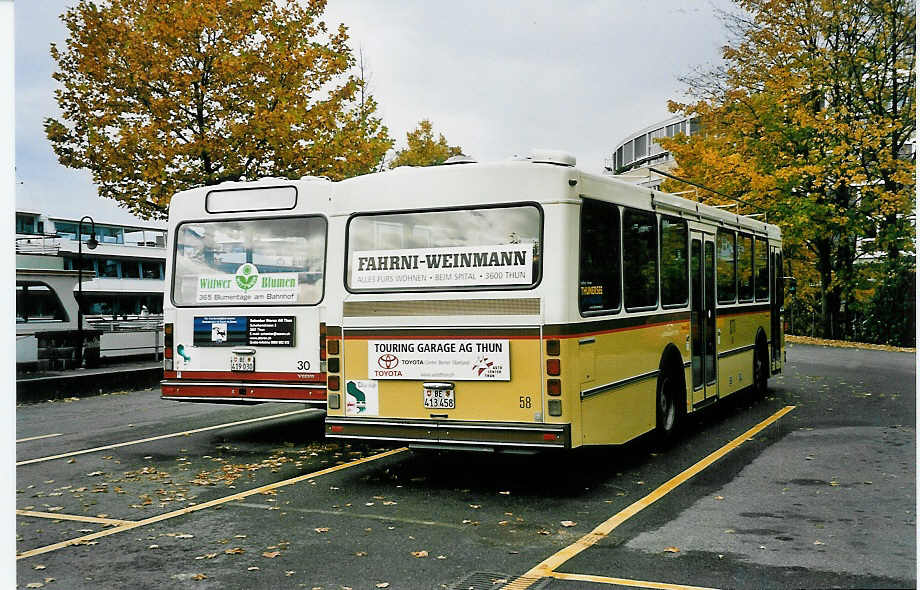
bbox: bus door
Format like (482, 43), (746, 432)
(770, 246), (783, 373)
(690, 232), (718, 405)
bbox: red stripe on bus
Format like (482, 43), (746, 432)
(168, 371), (324, 382)
(161, 384), (326, 401)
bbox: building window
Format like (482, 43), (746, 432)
(100, 259), (120, 278)
(122, 261), (141, 278)
(16, 281), (69, 323)
(16, 215), (36, 234)
(634, 135), (647, 159)
(141, 261), (162, 279)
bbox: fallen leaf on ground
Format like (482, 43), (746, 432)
(355, 551), (367, 557)
(714, 495), (724, 500)
(247, 566), (259, 571)
(411, 550), (428, 558)
(262, 551), (280, 558)
(33, 565), (46, 570)
(814, 540), (825, 545)
(314, 527), (329, 533)
(376, 583), (390, 588)
(664, 546), (680, 553)
(560, 521), (576, 527)
(224, 547), (245, 555)
(191, 573), (207, 581)
(499, 491), (510, 495)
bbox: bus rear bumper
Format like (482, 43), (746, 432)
(324, 417), (571, 450)
(161, 380), (326, 406)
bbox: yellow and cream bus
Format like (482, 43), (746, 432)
(323, 151), (783, 450)
(161, 177), (333, 406)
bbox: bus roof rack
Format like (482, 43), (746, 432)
(529, 149), (576, 167)
(443, 155), (477, 165)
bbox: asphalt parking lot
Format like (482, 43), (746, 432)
(15, 343), (916, 589)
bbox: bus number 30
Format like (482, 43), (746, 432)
(297, 360), (311, 371)
(519, 396), (532, 409)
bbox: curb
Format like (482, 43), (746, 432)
(16, 366), (163, 404)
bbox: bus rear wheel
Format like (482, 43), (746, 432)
(655, 371), (680, 444)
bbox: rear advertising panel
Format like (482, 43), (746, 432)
(341, 331), (541, 423)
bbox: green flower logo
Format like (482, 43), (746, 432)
(235, 264), (259, 291)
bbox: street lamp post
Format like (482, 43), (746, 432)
(76, 216), (98, 367)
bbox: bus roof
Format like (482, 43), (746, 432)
(167, 176), (333, 222)
(333, 157), (781, 240)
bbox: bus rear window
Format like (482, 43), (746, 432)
(346, 205), (542, 291)
(172, 217), (326, 306)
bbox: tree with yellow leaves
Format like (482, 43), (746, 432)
(45, 0), (393, 220)
(662, 0), (914, 341)
(389, 119), (464, 168)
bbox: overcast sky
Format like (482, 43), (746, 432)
(14, 0), (733, 227)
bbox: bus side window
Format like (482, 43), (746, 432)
(716, 229), (736, 304)
(623, 208), (658, 311)
(738, 233), (754, 301)
(755, 237), (769, 301)
(660, 216), (688, 307)
(578, 199), (621, 314)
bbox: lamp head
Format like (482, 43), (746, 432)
(86, 234), (98, 250)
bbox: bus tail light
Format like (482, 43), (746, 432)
(319, 323), (327, 361)
(546, 359), (560, 376)
(547, 379), (561, 396)
(546, 339), (560, 356)
(548, 399), (562, 416)
(164, 323), (173, 359)
(327, 393), (341, 410)
(327, 338), (339, 355)
(330, 425), (344, 433)
(328, 375), (340, 391)
(542, 433), (559, 441)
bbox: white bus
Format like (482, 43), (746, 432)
(161, 177), (333, 405)
(323, 151), (784, 450)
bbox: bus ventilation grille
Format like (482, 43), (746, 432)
(344, 298), (540, 317)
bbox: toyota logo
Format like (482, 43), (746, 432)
(377, 354), (399, 369)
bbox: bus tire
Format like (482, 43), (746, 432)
(752, 335), (768, 398)
(655, 369), (681, 445)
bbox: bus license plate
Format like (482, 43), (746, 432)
(230, 355), (254, 372)
(423, 388), (455, 410)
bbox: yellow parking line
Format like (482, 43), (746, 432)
(502, 406), (796, 590)
(17, 510), (136, 527)
(17, 433), (63, 443)
(16, 408), (316, 466)
(549, 571), (720, 590)
(17, 446), (407, 560)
